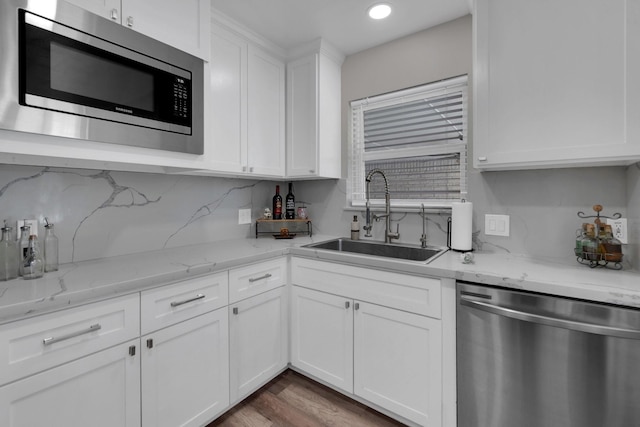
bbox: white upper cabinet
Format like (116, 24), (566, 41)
(208, 15), (286, 177)
(66, 0), (210, 60)
(474, 0), (640, 170)
(287, 40), (344, 179)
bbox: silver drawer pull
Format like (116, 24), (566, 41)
(43, 323), (102, 346)
(248, 273), (272, 283)
(170, 293), (205, 307)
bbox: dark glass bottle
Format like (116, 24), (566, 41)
(272, 185), (283, 220)
(285, 183), (295, 219)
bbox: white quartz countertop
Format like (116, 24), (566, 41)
(1, 235), (639, 324)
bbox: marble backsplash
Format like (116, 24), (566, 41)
(294, 165), (630, 264)
(0, 162), (633, 268)
(0, 165), (278, 264)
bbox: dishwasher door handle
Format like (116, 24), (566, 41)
(460, 296), (640, 340)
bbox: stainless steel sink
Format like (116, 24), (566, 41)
(303, 238), (447, 263)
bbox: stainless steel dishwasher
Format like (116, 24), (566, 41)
(457, 281), (640, 427)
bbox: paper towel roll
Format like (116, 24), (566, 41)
(451, 201), (473, 251)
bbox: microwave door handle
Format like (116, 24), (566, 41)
(459, 296), (640, 340)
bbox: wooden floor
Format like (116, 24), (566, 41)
(207, 370), (407, 427)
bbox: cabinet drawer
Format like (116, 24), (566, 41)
(291, 257), (441, 318)
(0, 294), (139, 386)
(141, 272), (228, 335)
(229, 258), (286, 303)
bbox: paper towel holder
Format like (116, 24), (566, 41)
(447, 217), (474, 253)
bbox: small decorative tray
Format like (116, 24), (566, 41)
(273, 233), (296, 239)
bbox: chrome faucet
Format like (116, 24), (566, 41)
(364, 169), (399, 243)
(419, 203), (428, 248)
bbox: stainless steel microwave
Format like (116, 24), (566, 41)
(0, 0), (204, 155)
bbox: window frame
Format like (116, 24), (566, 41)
(347, 75), (469, 210)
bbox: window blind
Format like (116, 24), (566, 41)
(348, 75), (468, 208)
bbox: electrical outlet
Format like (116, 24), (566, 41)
(485, 214), (510, 237)
(607, 218), (628, 244)
(17, 219), (38, 238)
(238, 209), (252, 225)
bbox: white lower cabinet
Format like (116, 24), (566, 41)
(140, 274), (230, 427)
(290, 286), (353, 392)
(0, 255), (453, 427)
(0, 339), (140, 427)
(141, 307), (229, 427)
(229, 286), (288, 403)
(291, 257), (445, 427)
(354, 301), (442, 427)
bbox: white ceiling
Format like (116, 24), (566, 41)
(210, 0), (473, 56)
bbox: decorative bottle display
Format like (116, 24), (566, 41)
(285, 183), (295, 219)
(18, 225), (30, 277)
(0, 222), (18, 281)
(272, 185), (283, 220)
(575, 205), (624, 269)
(22, 235), (44, 280)
(44, 218), (59, 272)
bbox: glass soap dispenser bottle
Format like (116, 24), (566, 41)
(0, 221), (18, 281)
(22, 235), (44, 280)
(18, 224), (30, 277)
(44, 218), (59, 272)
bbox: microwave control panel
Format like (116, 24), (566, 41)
(173, 77), (189, 119)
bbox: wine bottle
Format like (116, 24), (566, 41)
(285, 183), (295, 219)
(272, 185), (283, 220)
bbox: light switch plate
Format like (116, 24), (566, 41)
(238, 209), (252, 225)
(485, 214), (510, 237)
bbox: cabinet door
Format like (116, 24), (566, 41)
(64, 0), (121, 22)
(247, 45), (285, 177)
(210, 26), (247, 174)
(474, 0), (639, 169)
(142, 308), (229, 427)
(286, 54), (319, 177)
(354, 302), (442, 427)
(290, 286), (353, 393)
(121, 0), (210, 60)
(229, 287), (288, 403)
(0, 340), (140, 427)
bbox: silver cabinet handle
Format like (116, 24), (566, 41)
(345, 301), (350, 309)
(249, 167), (254, 173)
(233, 307), (239, 315)
(110, 8), (119, 20)
(43, 323), (102, 346)
(460, 297), (640, 340)
(354, 302), (360, 311)
(170, 293), (205, 307)
(477, 156), (487, 162)
(126, 16), (134, 27)
(248, 273), (272, 283)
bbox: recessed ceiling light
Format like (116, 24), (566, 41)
(368, 3), (392, 20)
